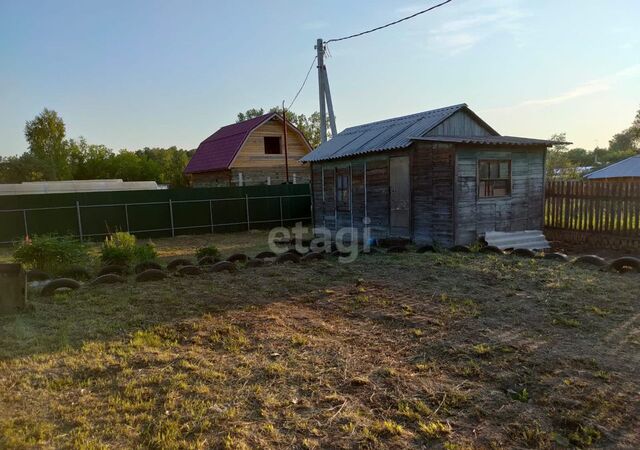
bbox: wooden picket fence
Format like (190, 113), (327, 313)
(544, 180), (640, 250)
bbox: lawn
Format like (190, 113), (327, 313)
(0, 231), (639, 449)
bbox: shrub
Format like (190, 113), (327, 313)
(13, 234), (90, 274)
(101, 232), (157, 265)
(196, 245), (220, 260)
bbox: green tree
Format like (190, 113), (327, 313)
(24, 108), (70, 179)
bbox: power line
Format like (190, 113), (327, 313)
(325, 0), (454, 44)
(288, 55), (317, 110)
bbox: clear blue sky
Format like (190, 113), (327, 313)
(1, 0), (639, 156)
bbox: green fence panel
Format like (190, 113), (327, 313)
(0, 184), (311, 244)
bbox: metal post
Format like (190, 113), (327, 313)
(22, 210), (28, 237)
(124, 204), (130, 232)
(209, 200), (214, 234)
(75, 201), (84, 242)
(316, 38), (327, 143)
(282, 101), (290, 184)
(168, 199), (175, 237)
(322, 68), (338, 138)
(279, 196), (284, 227)
(245, 194), (251, 231)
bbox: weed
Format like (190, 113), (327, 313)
(290, 334), (309, 347)
(510, 388), (530, 403)
(568, 425), (601, 447)
(472, 343), (492, 355)
(13, 234), (90, 274)
(594, 370), (611, 382)
(372, 420), (404, 436)
(419, 420), (452, 438)
(196, 245), (220, 260)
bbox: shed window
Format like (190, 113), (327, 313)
(478, 160), (511, 198)
(264, 136), (281, 154)
(336, 169), (350, 211)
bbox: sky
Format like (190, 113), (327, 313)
(0, 0), (639, 157)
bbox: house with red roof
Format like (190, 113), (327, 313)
(184, 113), (313, 187)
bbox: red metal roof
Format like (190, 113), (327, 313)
(184, 113), (277, 174)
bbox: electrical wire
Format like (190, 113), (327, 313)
(325, 0), (454, 44)
(287, 55), (317, 110)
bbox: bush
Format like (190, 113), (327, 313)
(101, 232), (157, 265)
(196, 245), (220, 260)
(13, 234), (90, 274)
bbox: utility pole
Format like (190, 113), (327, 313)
(316, 39), (327, 143)
(282, 101), (290, 183)
(316, 38), (337, 143)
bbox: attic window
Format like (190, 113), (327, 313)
(264, 136), (281, 155)
(478, 160), (511, 198)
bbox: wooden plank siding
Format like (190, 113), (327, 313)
(231, 119), (310, 169)
(425, 110), (494, 137)
(454, 146), (546, 245)
(411, 142), (456, 246)
(308, 143), (547, 246)
(544, 180), (640, 249)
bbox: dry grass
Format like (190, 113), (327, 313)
(1, 232), (639, 448)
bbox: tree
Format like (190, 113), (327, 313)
(24, 108), (70, 180)
(236, 107), (330, 148)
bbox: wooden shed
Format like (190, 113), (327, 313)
(185, 113), (312, 187)
(301, 104), (562, 247)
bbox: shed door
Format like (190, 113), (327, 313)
(389, 156), (411, 237)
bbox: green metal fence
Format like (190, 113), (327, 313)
(0, 184), (311, 244)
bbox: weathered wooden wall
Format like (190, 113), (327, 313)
(411, 142), (456, 246)
(454, 146), (546, 245)
(310, 155), (392, 239)
(426, 110), (494, 137)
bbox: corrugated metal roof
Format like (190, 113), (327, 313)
(184, 113), (278, 174)
(413, 135), (566, 146)
(301, 103), (478, 162)
(584, 155), (640, 179)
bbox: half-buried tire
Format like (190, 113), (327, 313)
(275, 253), (300, 264)
(90, 274), (126, 285)
(301, 252), (324, 263)
(608, 256), (640, 273)
(544, 252), (569, 262)
(227, 253), (248, 264)
(573, 255), (607, 268)
(198, 256), (219, 266)
(246, 258), (265, 268)
(135, 269), (168, 282)
(254, 251), (276, 259)
(512, 248), (537, 258)
(209, 261), (237, 273)
(177, 265), (203, 276)
(167, 258), (194, 271)
(41, 278), (82, 297)
(480, 246), (504, 255)
(134, 261), (162, 274)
